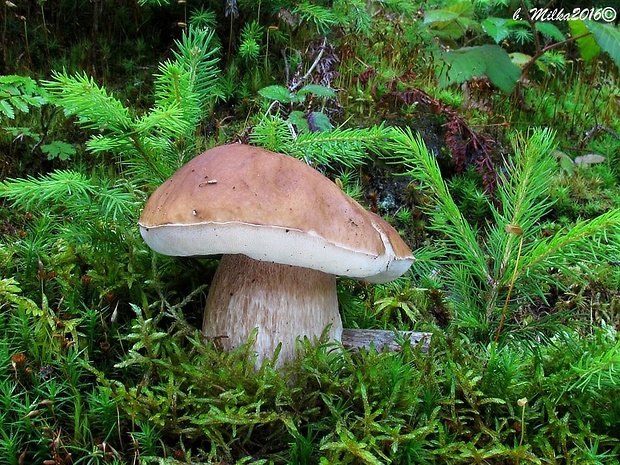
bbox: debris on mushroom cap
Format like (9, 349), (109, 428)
(139, 143), (414, 283)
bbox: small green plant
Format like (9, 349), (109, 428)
(371, 278), (428, 329)
(0, 75), (45, 119)
(0, 277), (128, 462)
(248, 113), (396, 169)
(425, 2), (620, 94)
(42, 25), (221, 185)
(258, 82), (337, 133)
(2, 1), (620, 463)
(238, 20), (263, 62)
(385, 127), (620, 344)
(0, 75), (76, 163)
(0, 26), (224, 346)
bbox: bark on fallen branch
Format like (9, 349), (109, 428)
(341, 329), (431, 353)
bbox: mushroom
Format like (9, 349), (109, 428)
(138, 144), (414, 366)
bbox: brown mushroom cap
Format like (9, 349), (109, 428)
(139, 144), (414, 283)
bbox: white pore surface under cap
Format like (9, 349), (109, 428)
(139, 220), (412, 284)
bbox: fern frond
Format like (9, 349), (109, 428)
(0, 75), (46, 119)
(0, 278), (41, 314)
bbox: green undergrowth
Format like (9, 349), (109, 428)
(1, 1), (620, 463)
(2, 127), (620, 463)
(2, 283), (620, 463)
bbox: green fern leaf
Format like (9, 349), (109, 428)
(0, 278), (41, 314)
(0, 99), (14, 118)
(0, 75), (46, 119)
(9, 95), (29, 113)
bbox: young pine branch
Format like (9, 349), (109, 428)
(43, 26), (222, 187)
(385, 127), (620, 342)
(385, 127), (491, 286)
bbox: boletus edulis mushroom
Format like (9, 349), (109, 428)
(138, 144), (414, 366)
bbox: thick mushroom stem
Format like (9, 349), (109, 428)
(203, 254), (342, 367)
